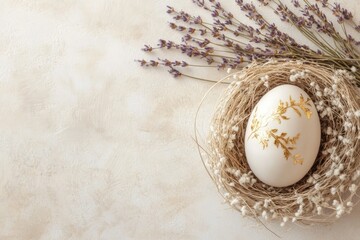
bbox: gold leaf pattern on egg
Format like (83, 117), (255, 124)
(248, 94), (312, 165)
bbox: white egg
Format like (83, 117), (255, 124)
(244, 85), (321, 187)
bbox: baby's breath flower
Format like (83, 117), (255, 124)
(339, 174), (347, 181)
(241, 205), (248, 216)
(254, 201), (262, 211)
(263, 199), (271, 208)
(262, 210), (268, 220)
(317, 206), (322, 215)
(230, 198), (239, 206)
(336, 204), (345, 218)
(349, 184), (358, 193)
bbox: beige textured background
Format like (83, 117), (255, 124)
(0, 0), (359, 239)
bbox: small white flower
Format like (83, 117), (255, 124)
(317, 206), (322, 215)
(230, 198), (239, 206)
(251, 178), (257, 185)
(349, 184), (358, 193)
(264, 81), (269, 88)
(339, 174), (347, 181)
(352, 170), (360, 181)
(220, 157), (227, 164)
(263, 199), (271, 208)
(310, 194), (322, 204)
(232, 126), (239, 132)
(344, 121), (352, 130)
(326, 127), (332, 135)
(317, 105), (324, 111)
(355, 110), (360, 117)
(241, 205), (248, 216)
(254, 201), (262, 210)
(260, 75), (269, 82)
(331, 187), (337, 195)
(289, 75), (297, 82)
(332, 76), (340, 84)
(336, 204), (345, 218)
(346, 111), (353, 117)
(239, 174), (250, 186)
(342, 138), (351, 144)
(323, 87), (331, 96)
(351, 66), (357, 72)
(338, 164), (344, 171)
(262, 210), (268, 220)
(307, 176), (314, 183)
(227, 141), (234, 149)
(347, 201), (353, 207)
(325, 169), (333, 177)
(283, 216), (289, 222)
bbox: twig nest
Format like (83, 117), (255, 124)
(204, 60), (360, 225)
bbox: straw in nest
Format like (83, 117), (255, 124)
(197, 60), (360, 227)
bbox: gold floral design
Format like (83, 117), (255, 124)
(249, 94), (312, 165)
(272, 94), (312, 124)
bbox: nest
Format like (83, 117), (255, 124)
(201, 60), (360, 226)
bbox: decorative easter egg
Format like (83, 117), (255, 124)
(244, 85), (321, 187)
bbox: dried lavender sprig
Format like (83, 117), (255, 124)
(139, 0), (360, 83)
(168, 5), (306, 60)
